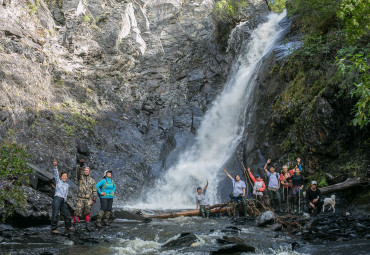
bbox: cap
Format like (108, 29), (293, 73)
(104, 170), (112, 176)
(255, 174), (260, 178)
(311, 181), (317, 185)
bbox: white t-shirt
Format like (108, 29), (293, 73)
(195, 189), (209, 206)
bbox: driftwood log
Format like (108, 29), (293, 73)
(320, 177), (368, 195)
(143, 203), (231, 219)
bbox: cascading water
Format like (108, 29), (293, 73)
(136, 10), (288, 209)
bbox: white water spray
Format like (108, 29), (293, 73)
(135, 11), (287, 209)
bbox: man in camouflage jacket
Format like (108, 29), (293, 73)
(73, 166), (97, 231)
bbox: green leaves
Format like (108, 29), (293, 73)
(0, 143), (32, 221)
(213, 0), (249, 23)
(337, 52), (370, 128)
(337, 0), (370, 43)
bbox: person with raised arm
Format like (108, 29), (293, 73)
(224, 169), (248, 217)
(195, 180), (210, 218)
(50, 159), (73, 234)
(264, 159), (282, 212)
(247, 168), (266, 206)
(286, 167), (305, 213)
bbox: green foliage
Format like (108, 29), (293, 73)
(337, 0), (370, 43)
(28, 0), (40, 15)
(288, 0), (341, 33)
(0, 143), (32, 221)
(268, 0), (286, 13)
(305, 171), (328, 188)
(337, 49), (370, 128)
(213, 0), (248, 23)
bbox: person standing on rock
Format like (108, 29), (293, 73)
(224, 169), (248, 217)
(50, 159), (73, 234)
(73, 166), (97, 231)
(247, 168), (266, 207)
(280, 165), (293, 212)
(195, 180), (210, 218)
(264, 159), (282, 212)
(286, 167), (305, 213)
(306, 181), (323, 216)
(95, 170), (116, 228)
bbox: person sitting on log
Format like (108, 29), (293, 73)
(306, 181), (323, 216)
(224, 169), (248, 217)
(247, 168), (266, 206)
(264, 159), (282, 212)
(195, 180), (210, 218)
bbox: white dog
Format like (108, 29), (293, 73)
(323, 195), (336, 213)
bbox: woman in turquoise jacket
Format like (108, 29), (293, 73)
(95, 170), (116, 227)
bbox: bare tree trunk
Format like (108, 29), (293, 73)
(320, 177), (368, 195)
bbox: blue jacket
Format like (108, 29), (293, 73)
(96, 177), (116, 199)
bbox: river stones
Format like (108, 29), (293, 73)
(255, 211), (276, 227)
(162, 233), (198, 248)
(210, 244), (256, 254)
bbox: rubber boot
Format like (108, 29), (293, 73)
(242, 201), (248, 217)
(233, 203), (238, 217)
(293, 197), (298, 214)
(95, 210), (104, 228)
(85, 221), (92, 232)
(103, 211), (111, 226)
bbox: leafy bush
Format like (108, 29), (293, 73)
(0, 143), (32, 221)
(337, 50), (370, 128)
(213, 0), (248, 23)
(268, 0), (286, 13)
(337, 0), (370, 43)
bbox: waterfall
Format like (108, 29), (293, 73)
(136, 11), (287, 209)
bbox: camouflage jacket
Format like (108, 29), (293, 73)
(77, 174), (97, 200)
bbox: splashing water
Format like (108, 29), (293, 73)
(135, 10), (287, 209)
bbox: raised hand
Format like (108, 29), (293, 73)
(53, 159), (57, 167)
(267, 159), (271, 164)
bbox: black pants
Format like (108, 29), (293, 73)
(307, 200), (323, 215)
(100, 198), (113, 212)
(51, 196), (71, 230)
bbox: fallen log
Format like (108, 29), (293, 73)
(143, 206), (231, 219)
(320, 177), (368, 195)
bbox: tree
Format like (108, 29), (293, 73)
(0, 143), (32, 221)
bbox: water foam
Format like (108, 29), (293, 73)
(134, 10), (287, 209)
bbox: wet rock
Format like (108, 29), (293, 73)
(210, 244), (256, 254)
(268, 223), (282, 231)
(255, 211), (275, 227)
(301, 213), (311, 221)
(216, 236), (246, 245)
(162, 233), (198, 248)
(8, 186), (52, 227)
(112, 210), (152, 222)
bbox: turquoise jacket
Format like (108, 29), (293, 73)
(96, 177), (116, 199)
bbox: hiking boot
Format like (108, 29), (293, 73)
(95, 210), (105, 228)
(103, 211), (111, 226)
(51, 229), (59, 235)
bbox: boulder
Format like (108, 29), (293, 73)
(255, 211), (275, 227)
(162, 233), (198, 248)
(211, 244), (256, 254)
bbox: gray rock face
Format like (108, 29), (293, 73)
(0, 0), (269, 213)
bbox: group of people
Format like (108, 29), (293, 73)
(50, 159), (116, 234)
(195, 157), (324, 218)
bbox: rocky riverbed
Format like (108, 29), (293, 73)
(1, 209), (369, 255)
